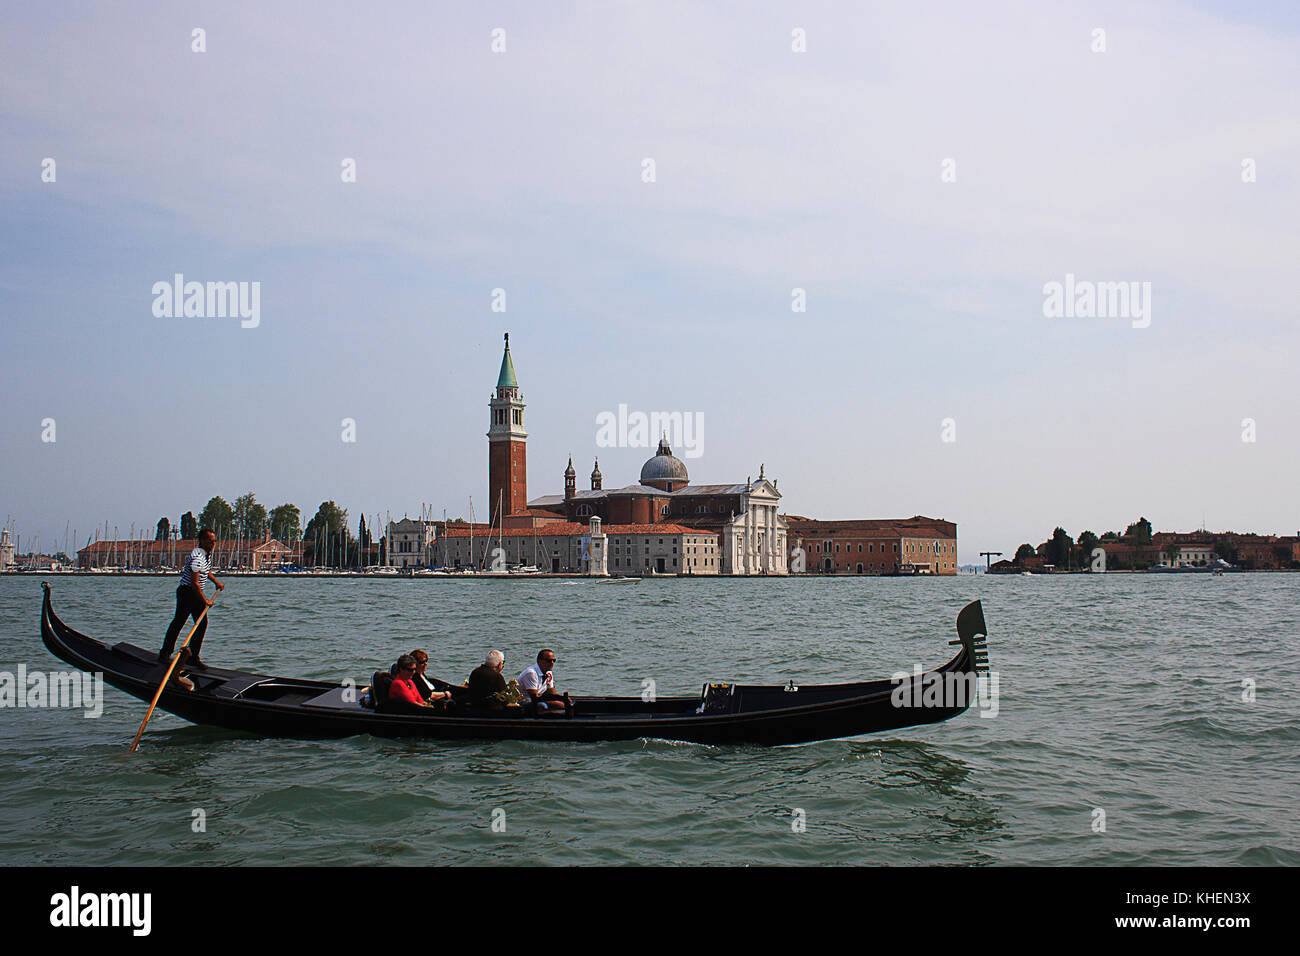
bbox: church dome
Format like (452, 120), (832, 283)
(640, 437), (689, 487)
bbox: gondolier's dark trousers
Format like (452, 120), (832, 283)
(161, 584), (207, 660)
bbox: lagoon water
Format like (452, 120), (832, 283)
(1, 574), (1296, 866)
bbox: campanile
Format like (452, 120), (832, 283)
(487, 332), (527, 525)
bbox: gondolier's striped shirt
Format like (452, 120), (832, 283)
(180, 548), (211, 589)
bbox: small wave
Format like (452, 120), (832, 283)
(1234, 844), (1300, 865)
(638, 736), (716, 750)
(1154, 715), (1300, 743)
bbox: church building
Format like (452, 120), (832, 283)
(486, 334), (788, 575)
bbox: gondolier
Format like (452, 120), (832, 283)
(159, 529), (224, 670)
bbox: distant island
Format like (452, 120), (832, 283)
(989, 517), (1299, 573)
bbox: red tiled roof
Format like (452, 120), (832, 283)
(438, 522), (716, 538)
(603, 524), (716, 536)
(784, 516), (956, 538)
(78, 538), (298, 555)
(440, 522), (588, 538)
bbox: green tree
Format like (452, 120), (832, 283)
(1077, 530), (1099, 569)
(179, 511), (198, 540)
(1164, 543), (1181, 565)
(1125, 517), (1153, 546)
(199, 496), (235, 538)
(304, 502), (354, 568)
(1048, 527), (1074, 569)
(269, 504), (301, 542)
(155, 517), (171, 541)
(1014, 543), (1036, 564)
(233, 493), (268, 540)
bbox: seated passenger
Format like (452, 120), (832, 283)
(468, 650), (521, 712)
(388, 654), (442, 711)
(410, 649), (454, 704)
(517, 648), (570, 715)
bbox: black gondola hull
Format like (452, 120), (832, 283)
(39, 583), (989, 746)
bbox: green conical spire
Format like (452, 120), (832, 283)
(497, 332), (518, 389)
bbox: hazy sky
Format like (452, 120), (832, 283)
(2, 1), (1297, 562)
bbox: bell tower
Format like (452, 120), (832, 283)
(488, 332), (527, 525)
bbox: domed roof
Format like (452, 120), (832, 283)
(640, 437), (689, 485)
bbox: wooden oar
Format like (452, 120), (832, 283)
(128, 599), (213, 753)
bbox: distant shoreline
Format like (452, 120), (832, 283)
(4, 568), (1294, 580)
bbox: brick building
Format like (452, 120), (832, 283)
(78, 535), (300, 571)
(784, 516), (959, 575)
(487, 333), (528, 526)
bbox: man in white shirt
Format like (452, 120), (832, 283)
(517, 649), (568, 715)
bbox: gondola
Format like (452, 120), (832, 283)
(39, 583), (990, 746)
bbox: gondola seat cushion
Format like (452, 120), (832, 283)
(371, 671), (393, 711)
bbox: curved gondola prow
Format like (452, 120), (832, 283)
(41, 581), (92, 673)
(41, 581), (70, 664)
(41, 580), (55, 642)
(950, 600), (990, 674)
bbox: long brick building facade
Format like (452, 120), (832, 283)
(783, 516), (959, 575)
(77, 536), (300, 571)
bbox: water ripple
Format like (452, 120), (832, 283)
(1, 573), (1296, 865)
